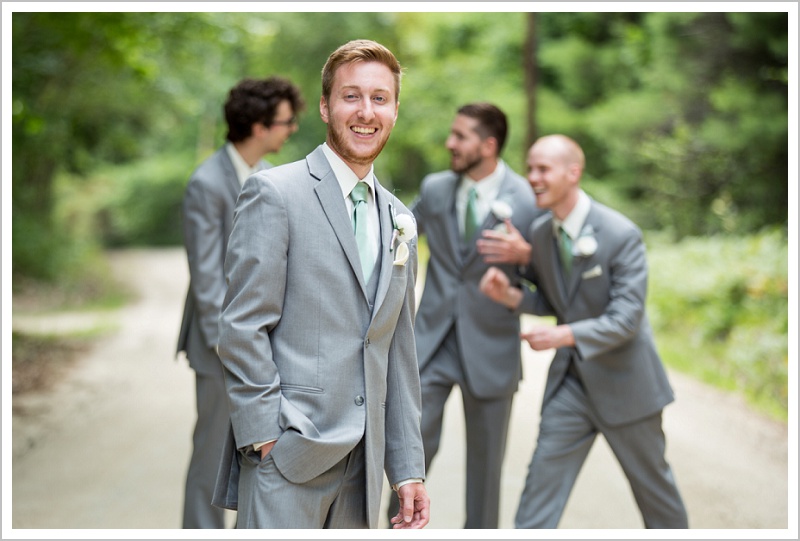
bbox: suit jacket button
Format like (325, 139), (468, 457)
(354, 395), (365, 406)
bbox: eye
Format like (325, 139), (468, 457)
(373, 95), (387, 104)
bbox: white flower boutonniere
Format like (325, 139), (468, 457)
(490, 200), (513, 233)
(393, 241), (410, 266)
(491, 200), (513, 221)
(389, 202), (417, 265)
(572, 225), (598, 258)
(394, 213), (417, 243)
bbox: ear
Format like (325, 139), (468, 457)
(251, 122), (268, 138)
(319, 96), (329, 124)
(392, 100), (399, 126)
(481, 136), (499, 158)
(567, 163), (583, 185)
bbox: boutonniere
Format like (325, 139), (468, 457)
(389, 202), (417, 266)
(490, 200), (513, 233)
(572, 224), (598, 258)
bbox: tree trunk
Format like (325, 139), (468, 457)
(523, 12), (537, 150)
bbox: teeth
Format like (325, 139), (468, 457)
(352, 126), (377, 134)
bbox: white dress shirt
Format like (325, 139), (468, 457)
(553, 189), (591, 241)
(225, 142), (261, 187)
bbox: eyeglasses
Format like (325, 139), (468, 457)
(271, 116), (297, 127)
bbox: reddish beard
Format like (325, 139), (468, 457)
(325, 103), (392, 167)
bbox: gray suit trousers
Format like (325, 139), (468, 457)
(235, 440), (368, 528)
(388, 326), (514, 528)
(515, 374), (689, 529)
(182, 357), (230, 528)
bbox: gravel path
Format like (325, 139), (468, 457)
(8, 247), (793, 535)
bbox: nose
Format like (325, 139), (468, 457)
(445, 134), (456, 151)
(358, 98), (375, 121)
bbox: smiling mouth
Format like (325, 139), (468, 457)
(352, 126), (377, 135)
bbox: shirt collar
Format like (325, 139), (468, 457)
(554, 190), (591, 239)
(322, 142), (375, 200)
(225, 142), (260, 186)
(460, 160), (506, 196)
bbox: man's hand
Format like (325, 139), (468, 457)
(479, 267), (523, 309)
(476, 219), (532, 265)
(390, 482), (430, 529)
(258, 441), (276, 460)
(520, 324), (575, 351)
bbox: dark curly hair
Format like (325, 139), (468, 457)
(224, 76), (305, 143)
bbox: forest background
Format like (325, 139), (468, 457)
(8, 8), (793, 421)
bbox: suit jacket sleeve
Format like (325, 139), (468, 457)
(569, 226), (649, 361)
(218, 174), (286, 449)
(514, 259), (556, 317)
(383, 235), (425, 485)
(409, 193), (425, 237)
(183, 175), (228, 348)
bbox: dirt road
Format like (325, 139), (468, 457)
(7, 248), (794, 535)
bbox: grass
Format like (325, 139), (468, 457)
(646, 229), (789, 421)
(11, 251), (131, 397)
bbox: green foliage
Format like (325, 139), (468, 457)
(93, 155), (193, 247)
(537, 12), (788, 240)
(646, 229), (789, 419)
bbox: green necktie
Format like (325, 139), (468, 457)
(558, 225), (573, 277)
(464, 187), (480, 242)
(350, 182), (375, 282)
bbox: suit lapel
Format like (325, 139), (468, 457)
(565, 204), (602, 305)
(372, 182), (395, 314)
(441, 176), (464, 264)
(536, 217), (570, 315)
(219, 150), (242, 203)
(308, 148), (369, 298)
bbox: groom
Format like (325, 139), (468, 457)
(212, 39), (429, 529)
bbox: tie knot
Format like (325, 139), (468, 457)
(350, 182), (369, 204)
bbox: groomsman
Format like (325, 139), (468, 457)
(479, 134), (688, 529)
(177, 76), (304, 528)
(388, 103), (544, 528)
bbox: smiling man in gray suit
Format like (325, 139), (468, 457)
(177, 76), (304, 529)
(387, 103), (544, 529)
(212, 39), (429, 529)
(479, 134), (688, 529)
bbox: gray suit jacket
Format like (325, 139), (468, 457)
(212, 145), (425, 528)
(412, 167), (545, 399)
(176, 146), (268, 373)
(518, 199), (675, 426)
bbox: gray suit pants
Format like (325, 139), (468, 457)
(235, 439), (368, 528)
(182, 361), (230, 528)
(515, 373), (689, 529)
(388, 326), (514, 528)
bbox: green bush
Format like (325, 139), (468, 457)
(646, 228), (788, 420)
(94, 153), (193, 247)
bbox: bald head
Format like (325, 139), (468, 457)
(526, 134), (585, 219)
(533, 134), (585, 172)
